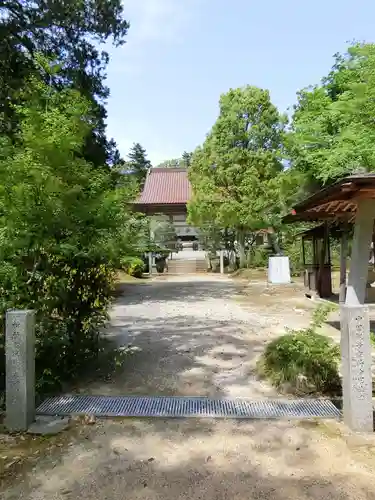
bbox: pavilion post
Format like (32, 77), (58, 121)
(341, 199), (375, 432)
(346, 200), (374, 305)
(339, 227), (348, 303)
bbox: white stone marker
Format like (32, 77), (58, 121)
(220, 250), (224, 274)
(5, 310), (36, 431)
(340, 305), (373, 432)
(268, 256), (291, 284)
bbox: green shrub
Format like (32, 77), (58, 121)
(257, 305), (341, 395)
(120, 256), (144, 278)
(0, 252), (116, 393)
(128, 257), (144, 278)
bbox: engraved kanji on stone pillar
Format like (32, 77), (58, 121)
(5, 310), (36, 431)
(340, 305), (373, 432)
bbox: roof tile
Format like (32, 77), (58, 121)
(136, 168), (191, 205)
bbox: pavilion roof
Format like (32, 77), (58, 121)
(135, 167), (191, 206)
(283, 174), (375, 223)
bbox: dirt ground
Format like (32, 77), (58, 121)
(2, 273), (375, 499)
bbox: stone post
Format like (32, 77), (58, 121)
(342, 199), (375, 432)
(148, 252), (153, 276)
(5, 310), (36, 431)
(220, 250), (224, 274)
(340, 305), (373, 432)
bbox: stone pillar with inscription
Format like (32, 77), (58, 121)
(5, 310), (36, 431)
(340, 305), (373, 432)
(342, 199), (375, 432)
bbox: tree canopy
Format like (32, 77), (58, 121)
(0, 0), (129, 167)
(127, 142), (152, 186)
(155, 152), (193, 169)
(181, 151), (193, 167)
(289, 43), (375, 185)
(188, 86), (286, 266)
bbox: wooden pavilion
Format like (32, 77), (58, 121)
(283, 174), (375, 432)
(283, 174), (375, 302)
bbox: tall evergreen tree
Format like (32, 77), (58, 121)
(0, 0), (129, 167)
(182, 151), (192, 167)
(188, 86), (286, 267)
(128, 143), (152, 186)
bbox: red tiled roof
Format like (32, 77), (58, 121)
(136, 167), (191, 205)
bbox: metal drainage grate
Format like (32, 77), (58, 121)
(36, 396), (341, 420)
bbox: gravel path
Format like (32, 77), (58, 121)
(87, 274), (276, 398)
(3, 275), (375, 500)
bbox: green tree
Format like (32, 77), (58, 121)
(155, 158), (181, 168)
(188, 86), (286, 267)
(0, 0), (129, 167)
(0, 73), (137, 391)
(181, 151), (193, 167)
(289, 43), (375, 185)
(151, 219), (178, 252)
(128, 142), (152, 186)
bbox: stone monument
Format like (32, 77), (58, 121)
(268, 256), (291, 284)
(5, 310), (36, 431)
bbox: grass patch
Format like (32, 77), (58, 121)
(257, 304), (341, 395)
(230, 268), (267, 279)
(115, 270), (147, 283)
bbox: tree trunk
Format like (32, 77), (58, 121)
(237, 229), (246, 268)
(267, 227), (281, 255)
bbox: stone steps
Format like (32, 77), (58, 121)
(167, 258), (207, 274)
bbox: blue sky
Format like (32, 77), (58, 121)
(105, 0), (375, 166)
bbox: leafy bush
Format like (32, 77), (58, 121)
(34, 254), (115, 390)
(120, 256), (144, 278)
(257, 305), (341, 395)
(0, 252), (116, 393)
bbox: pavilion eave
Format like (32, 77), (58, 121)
(283, 174), (375, 224)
